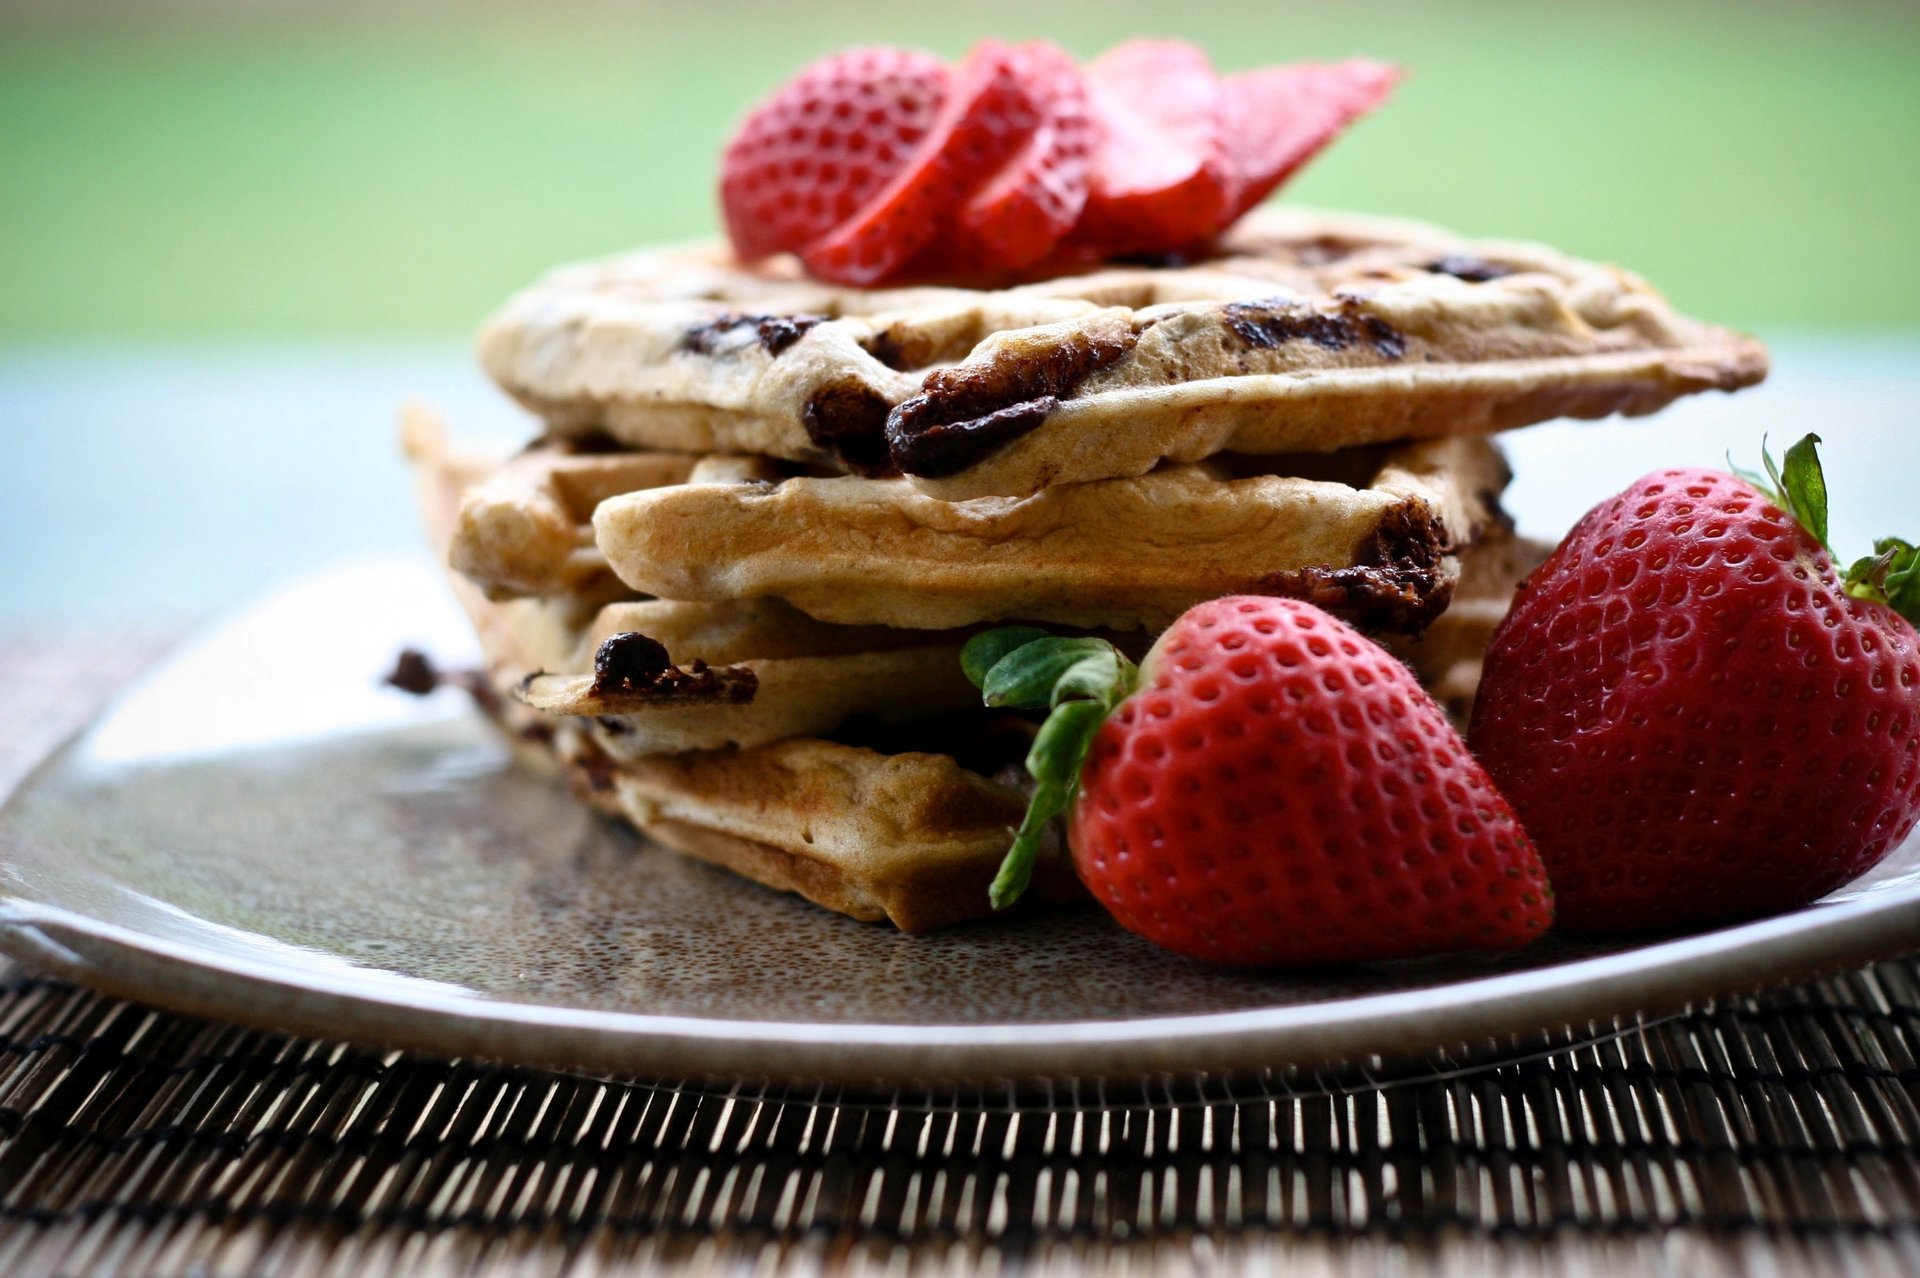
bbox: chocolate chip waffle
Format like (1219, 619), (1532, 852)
(590, 435), (1508, 633)
(480, 207), (1766, 500)
(411, 410), (979, 756)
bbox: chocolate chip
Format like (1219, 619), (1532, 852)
(587, 632), (759, 705)
(802, 380), (896, 475)
(682, 312), (828, 357)
(1362, 315), (1407, 360)
(1222, 300), (1407, 359)
(1426, 256), (1515, 284)
(591, 632), (672, 695)
(887, 396), (1059, 479)
(1252, 500), (1454, 634)
(384, 648), (441, 696)
(886, 327), (1137, 476)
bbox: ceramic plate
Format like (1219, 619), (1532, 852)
(2, 559), (1917, 1086)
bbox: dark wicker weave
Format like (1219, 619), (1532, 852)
(4, 633), (1920, 1276)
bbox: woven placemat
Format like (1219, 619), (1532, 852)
(4, 631), (1920, 1276)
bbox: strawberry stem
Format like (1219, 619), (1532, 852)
(959, 630), (1138, 908)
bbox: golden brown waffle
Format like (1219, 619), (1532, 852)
(592, 436), (1510, 633)
(546, 719), (1085, 932)
(480, 207), (1766, 499)
(446, 444), (698, 604)
(409, 408), (980, 755)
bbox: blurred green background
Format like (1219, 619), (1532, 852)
(4, 0), (1917, 342)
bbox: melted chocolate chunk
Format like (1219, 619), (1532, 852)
(1223, 300), (1406, 359)
(588, 632), (759, 704)
(683, 312), (828, 358)
(384, 648), (441, 696)
(887, 327), (1138, 476)
(1254, 500), (1455, 634)
(802, 380), (896, 475)
(886, 397), (1059, 478)
(1361, 314), (1408, 360)
(1426, 255), (1516, 284)
(382, 648), (503, 716)
(592, 631), (670, 691)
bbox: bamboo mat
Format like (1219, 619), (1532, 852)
(5, 630), (1920, 1276)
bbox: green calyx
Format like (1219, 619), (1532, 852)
(959, 629), (1140, 910)
(1844, 539), (1920, 624)
(1737, 433), (1920, 626)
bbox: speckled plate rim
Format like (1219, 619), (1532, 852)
(3, 788), (1918, 1086)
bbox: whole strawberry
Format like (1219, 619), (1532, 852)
(1469, 436), (1920, 932)
(963, 598), (1552, 966)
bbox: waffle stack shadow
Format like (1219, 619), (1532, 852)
(412, 209), (1765, 931)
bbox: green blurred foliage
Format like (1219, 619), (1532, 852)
(1, 0), (1916, 340)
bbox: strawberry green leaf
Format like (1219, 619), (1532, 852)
(981, 637), (1120, 708)
(1845, 537), (1920, 626)
(1051, 649), (1127, 706)
(1777, 434), (1831, 551)
(963, 626), (1140, 909)
(1750, 433), (1832, 552)
(961, 627), (1052, 690)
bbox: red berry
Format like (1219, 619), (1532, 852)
(1073, 39), (1235, 254)
(802, 40), (1041, 286)
(1470, 468), (1920, 932)
(1218, 59), (1400, 223)
(720, 47), (948, 262)
(1071, 598), (1552, 966)
(947, 42), (1096, 272)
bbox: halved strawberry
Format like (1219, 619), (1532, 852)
(947, 42), (1095, 273)
(720, 47), (948, 263)
(1073, 39), (1234, 254)
(802, 40), (1040, 287)
(1218, 60), (1400, 222)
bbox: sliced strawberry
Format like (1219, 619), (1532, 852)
(947, 42), (1095, 273)
(1074, 39), (1234, 254)
(802, 40), (1040, 287)
(1218, 60), (1400, 222)
(720, 47), (948, 262)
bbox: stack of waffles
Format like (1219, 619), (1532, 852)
(408, 208), (1766, 931)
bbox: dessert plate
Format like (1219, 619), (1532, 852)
(2, 558), (1916, 1086)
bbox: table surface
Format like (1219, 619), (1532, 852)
(3, 343), (1920, 1275)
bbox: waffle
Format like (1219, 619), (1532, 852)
(409, 408), (980, 755)
(480, 207), (1766, 499)
(411, 407), (1533, 928)
(592, 435), (1510, 633)
(545, 717), (1085, 932)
